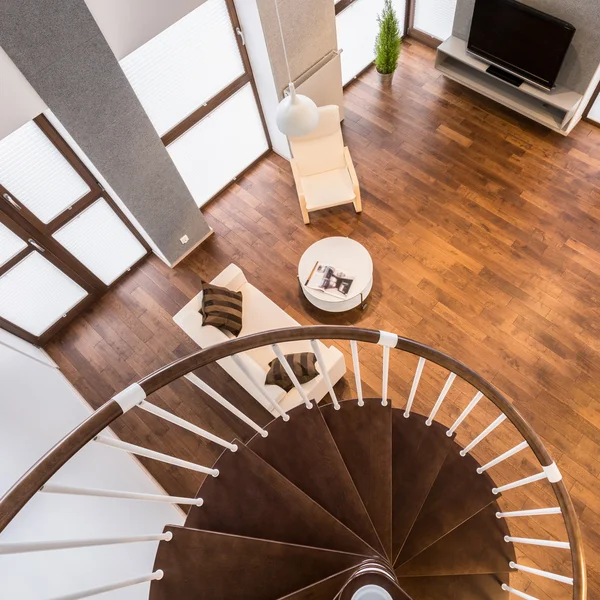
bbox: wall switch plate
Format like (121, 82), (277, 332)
(180, 234), (189, 244)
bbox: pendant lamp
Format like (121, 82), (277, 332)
(274, 0), (319, 137)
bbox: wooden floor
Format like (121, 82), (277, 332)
(45, 41), (599, 599)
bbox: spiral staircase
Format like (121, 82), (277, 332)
(0, 326), (586, 600)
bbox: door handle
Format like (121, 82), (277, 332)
(236, 27), (245, 46)
(28, 238), (45, 253)
(2, 192), (21, 210)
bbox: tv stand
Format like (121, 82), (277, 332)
(435, 37), (583, 134)
(485, 64), (523, 88)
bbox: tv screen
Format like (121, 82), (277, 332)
(468, 0), (575, 89)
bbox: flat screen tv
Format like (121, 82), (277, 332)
(467, 0), (575, 90)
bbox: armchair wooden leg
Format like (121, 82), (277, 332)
(353, 187), (362, 214)
(299, 196), (310, 224)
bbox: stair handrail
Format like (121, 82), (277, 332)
(0, 325), (586, 600)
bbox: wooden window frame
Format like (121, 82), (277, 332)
(0, 115), (151, 345)
(158, 0), (271, 207)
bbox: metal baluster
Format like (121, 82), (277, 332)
(310, 340), (340, 409)
(272, 343), (312, 409)
(492, 471), (547, 495)
(350, 340), (364, 406)
(501, 584), (540, 600)
(477, 441), (528, 474)
(496, 507), (561, 519)
(405, 357), (426, 418)
(40, 484), (204, 506)
(504, 536), (570, 549)
(185, 372), (268, 437)
(509, 562), (573, 585)
(381, 345), (390, 407)
(231, 354), (289, 421)
(95, 435), (219, 476)
(459, 414), (507, 456)
(426, 372), (456, 426)
(446, 391), (483, 437)
(138, 400), (238, 451)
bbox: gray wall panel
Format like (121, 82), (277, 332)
(0, 0), (211, 264)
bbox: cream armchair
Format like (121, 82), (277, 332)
(289, 105), (362, 224)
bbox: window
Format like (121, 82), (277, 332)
(120, 0), (269, 208)
(0, 116), (148, 344)
(336, 0), (407, 85)
(411, 0), (457, 42)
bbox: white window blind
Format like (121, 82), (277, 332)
(0, 222), (27, 268)
(53, 199), (147, 285)
(0, 121), (90, 224)
(120, 0), (245, 136)
(413, 0), (457, 42)
(167, 84), (269, 208)
(336, 0), (406, 85)
(0, 252), (87, 336)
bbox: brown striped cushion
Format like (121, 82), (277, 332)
(200, 282), (243, 336)
(265, 352), (319, 392)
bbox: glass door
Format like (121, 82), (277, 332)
(408, 0), (457, 45)
(0, 115), (149, 344)
(335, 0), (408, 85)
(0, 213), (95, 344)
(119, 0), (269, 208)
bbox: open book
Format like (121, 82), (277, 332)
(304, 261), (355, 298)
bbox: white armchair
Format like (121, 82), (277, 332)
(289, 105), (362, 224)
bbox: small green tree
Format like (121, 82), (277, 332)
(374, 0), (402, 74)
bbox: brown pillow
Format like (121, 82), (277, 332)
(200, 282), (243, 336)
(265, 352), (319, 392)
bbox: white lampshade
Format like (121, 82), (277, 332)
(276, 83), (319, 137)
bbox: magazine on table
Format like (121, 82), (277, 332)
(304, 261), (355, 298)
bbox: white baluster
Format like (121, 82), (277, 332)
(0, 532), (173, 555)
(350, 340), (364, 406)
(310, 340), (340, 410)
(504, 536), (570, 549)
(446, 391), (483, 437)
(496, 507), (561, 519)
(40, 484), (204, 506)
(185, 372), (268, 437)
(138, 400), (238, 452)
(47, 571), (164, 600)
(271, 344), (312, 409)
(509, 562), (573, 585)
(477, 441), (529, 474)
(405, 357), (426, 418)
(493, 471), (547, 494)
(460, 414), (507, 456)
(501, 584), (540, 600)
(231, 354), (289, 421)
(426, 372), (456, 426)
(381, 345), (390, 407)
(95, 435), (219, 477)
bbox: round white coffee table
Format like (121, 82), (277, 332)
(298, 236), (373, 312)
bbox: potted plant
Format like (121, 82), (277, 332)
(374, 0), (402, 83)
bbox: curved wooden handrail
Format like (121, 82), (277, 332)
(0, 326), (586, 599)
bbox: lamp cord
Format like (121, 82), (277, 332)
(274, 0), (292, 84)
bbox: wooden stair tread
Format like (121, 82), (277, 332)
(396, 446), (498, 566)
(397, 574), (510, 600)
(277, 566), (356, 599)
(391, 411), (453, 563)
(185, 442), (375, 556)
(321, 398), (393, 558)
(249, 402), (385, 556)
(395, 503), (515, 576)
(151, 526), (367, 600)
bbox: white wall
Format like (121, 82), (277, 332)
(0, 333), (183, 600)
(234, 0), (290, 158)
(84, 0), (207, 60)
(0, 46), (47, 140)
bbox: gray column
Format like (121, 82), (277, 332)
(0, 0), (211, 265)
